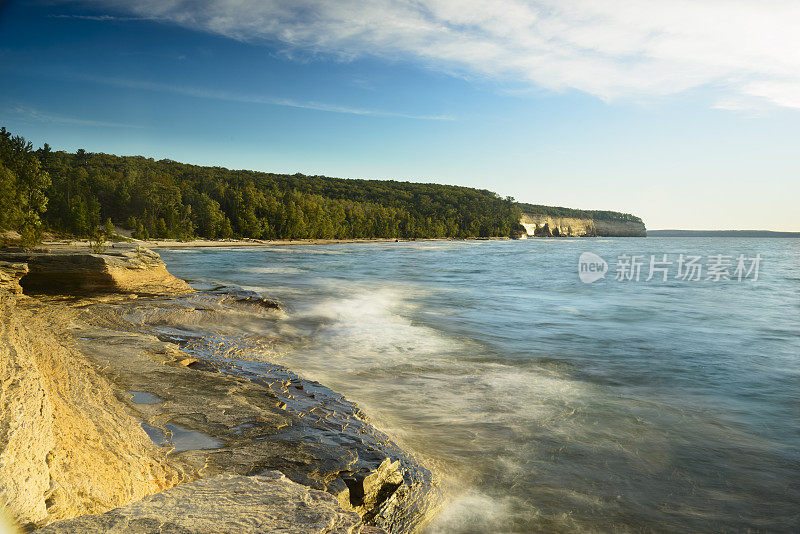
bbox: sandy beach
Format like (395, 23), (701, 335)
(33, 236), (512, 251)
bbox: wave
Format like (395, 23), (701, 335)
(295, 286), (456, 363)
(240, 266), (307, 274)
(426, 491), (511, 533)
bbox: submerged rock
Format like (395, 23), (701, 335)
(35, 472), (387, 534)
(209, 286), (284, 311)
(0, 248), (192, 296)
(225, 292), (283, 311)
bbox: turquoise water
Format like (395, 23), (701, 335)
(160, 238), (800, 533)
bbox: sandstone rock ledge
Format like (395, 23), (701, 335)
(0, 247), (192, 296)
(0, 259), (437, 533)
(35, 472), (386, 534)
(0, 291), (183, 531)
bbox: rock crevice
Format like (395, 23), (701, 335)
(0, 261), (28, 294)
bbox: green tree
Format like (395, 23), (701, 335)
(193, 193), (226, 238)
(0, 127), (51, 247)
(4, 125), (642, 243)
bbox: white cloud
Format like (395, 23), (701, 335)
(73, 0), (800, 109)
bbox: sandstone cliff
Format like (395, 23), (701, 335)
(0, 291), (183, 530)
(0, 262), (27, 294)
(520, 213), (647, 237)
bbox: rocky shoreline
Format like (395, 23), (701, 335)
(0, 248), (440, 533)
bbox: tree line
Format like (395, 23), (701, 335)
(517, 202), (643, 223)
(0, 126), (523, 244)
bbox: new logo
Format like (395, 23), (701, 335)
(578, 252), (608, 283)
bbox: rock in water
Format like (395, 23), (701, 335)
(219, 288), (283, 311)
(34, 472), (387, 534)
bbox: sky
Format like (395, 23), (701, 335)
(1, 0), (799, 230)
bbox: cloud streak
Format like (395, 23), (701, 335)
(77, 74), (454, 120)
(49, 14), (148, 21)
(70, 0), (800, 110)
(7, 104), (142, 128)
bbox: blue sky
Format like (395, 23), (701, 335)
(2, 0), (799, 230)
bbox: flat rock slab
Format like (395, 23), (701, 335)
(0, 249), (192, 296)
(35, 472), (386, 534)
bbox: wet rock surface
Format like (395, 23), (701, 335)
(47, 287), (440, 533)
(35, 472), (388, 534)
(161, 331), (439, 532)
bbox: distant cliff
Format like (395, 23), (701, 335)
(517, 203), (646, 237)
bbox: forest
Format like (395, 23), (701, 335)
(516, 202), (643, 223)
(0, 127), (523, 244)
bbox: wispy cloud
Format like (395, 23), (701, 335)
(69, 0), (800, 111)
(78, 74), (454, 120)
(49, 13), (148, 21)
(8, 104), (142, 128)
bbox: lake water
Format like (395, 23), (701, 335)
(159, 238), (800, 533)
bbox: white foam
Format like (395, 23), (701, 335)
(425, 491), (511, 533)
(296, 286), (456, 367)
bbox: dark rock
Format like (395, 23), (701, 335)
(224, 292), (283, 311)
(64, 295), (440, 533)
(203, 286), (284, 311)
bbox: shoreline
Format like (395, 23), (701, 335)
(31, 236), (512, 250)
(148, 236), (511, 248)
(0, 249), (439, 533)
